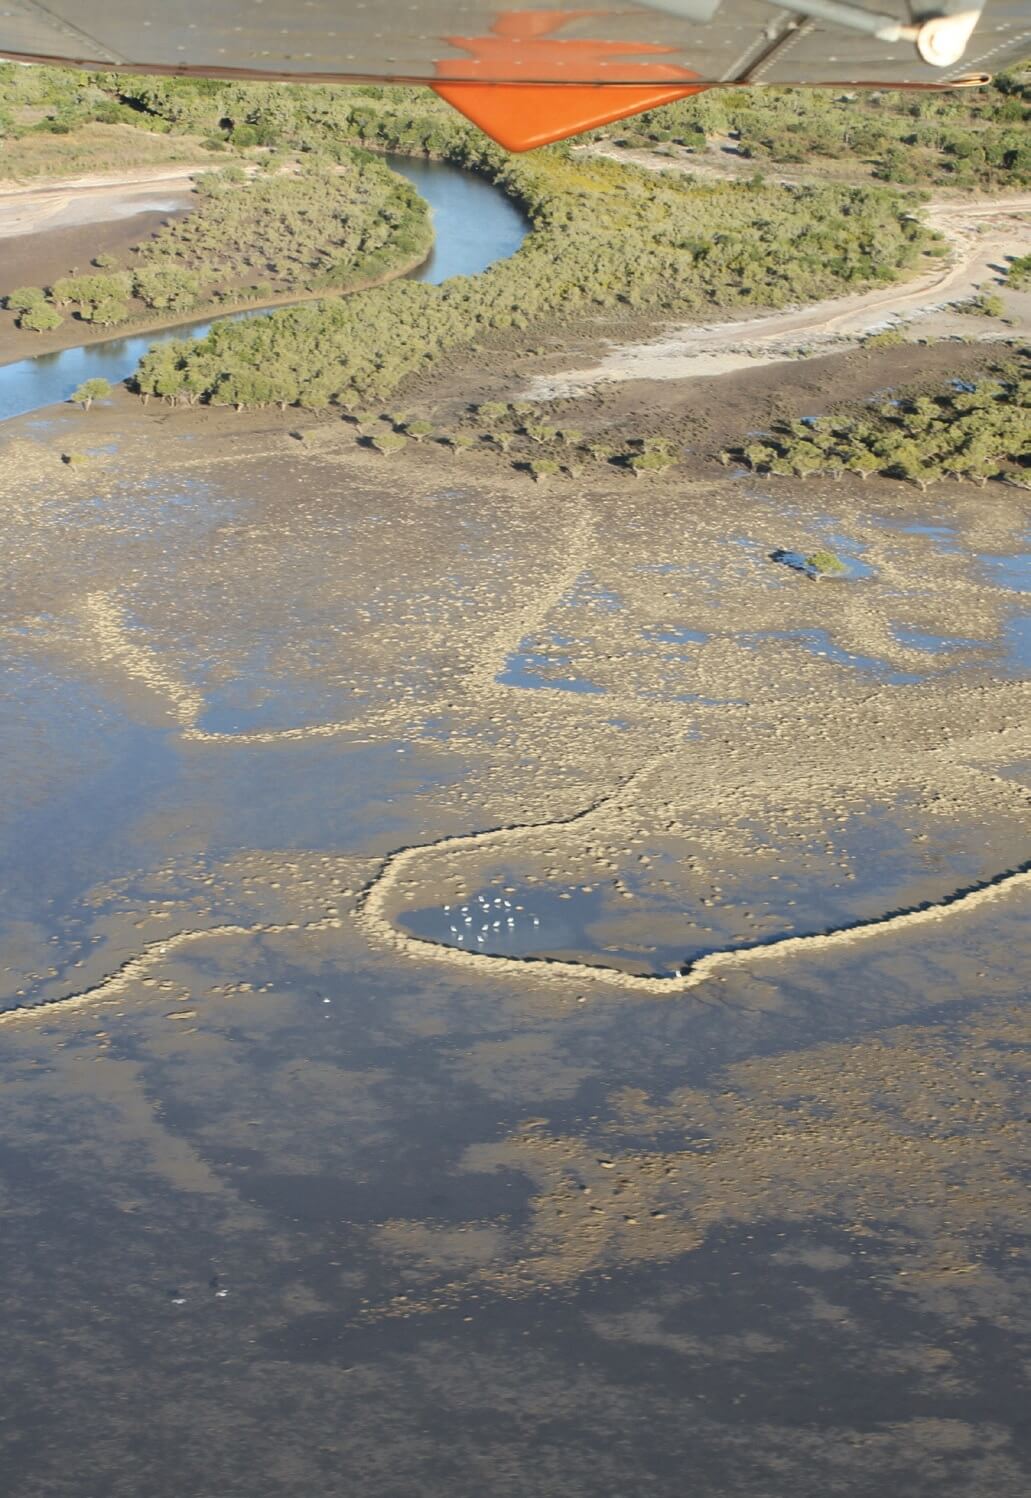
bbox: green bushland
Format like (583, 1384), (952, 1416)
(0, 64), (208, 175)
(4, 152), (431, 332)
(6, 62), (1024, 192)
(130, 98), (932, 409)
(599, 72), (1030, 191)
(134, 158), (431, 296)
(731, 356), (1030, 488)
(1007, 253), (1031, 288)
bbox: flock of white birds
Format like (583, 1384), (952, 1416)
(444, 893), (541, 945)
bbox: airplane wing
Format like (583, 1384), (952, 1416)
(0, 1), (1026, 149)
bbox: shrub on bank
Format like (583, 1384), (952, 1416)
(70, 377), (113, 409)
(958, 292), (1005, 318)
(730, 357), (1029, 488)
(18, 302), (63, 331)
(5, 286), (47, 311)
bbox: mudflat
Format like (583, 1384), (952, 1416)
(0, 322), (1028, 1494)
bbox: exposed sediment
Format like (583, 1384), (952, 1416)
(9, 772), (1025, 1025)
(354, 794), (1031, 993)
(2, 400), (1026, 1021)
(0, 912), (341, 1027)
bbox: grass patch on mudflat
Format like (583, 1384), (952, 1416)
(731, 353), (1030, 489)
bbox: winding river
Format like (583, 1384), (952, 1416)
(0, 153), (528, 424)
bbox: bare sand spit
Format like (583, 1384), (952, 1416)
(0, 164), (208, 239)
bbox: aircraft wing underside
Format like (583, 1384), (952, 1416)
(0, 1), (1027, 150)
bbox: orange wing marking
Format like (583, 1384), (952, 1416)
(431, 10), (708, 151)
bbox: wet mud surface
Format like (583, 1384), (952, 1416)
(0, 350), (1028, 1494)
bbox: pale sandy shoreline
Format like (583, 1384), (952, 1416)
(0, 163), (210, 238)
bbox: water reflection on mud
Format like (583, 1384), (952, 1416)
(0, 396), (1029, 1496)
(395, 797), (1009, 978)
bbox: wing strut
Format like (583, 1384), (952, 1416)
(652, 0), (985, 68)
